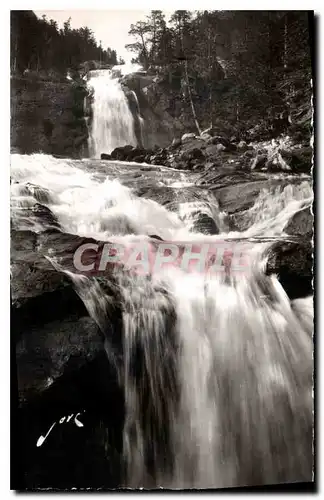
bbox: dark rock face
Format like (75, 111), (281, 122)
(12, 227), (126, 488)
(110, 145), (148, 162)
(11, 76), (89, 158)
(191, 212), (219, 235)
(101, 153), (111, 160)
(284, 207), (313, 238)
(266, 241), (313, 300)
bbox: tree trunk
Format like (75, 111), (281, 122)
(184, 59), (201, 135)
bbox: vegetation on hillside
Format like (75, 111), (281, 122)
(126, 10), (313, 139)
(11, 11), (119, 76)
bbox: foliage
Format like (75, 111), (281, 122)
(11, 11), (119, 75)
(125, 10), (313, 138)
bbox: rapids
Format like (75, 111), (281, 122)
(11, 152), (313, 488)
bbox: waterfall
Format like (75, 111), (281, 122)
(11, 153), (313, 488)
(87, 69), (137, 158)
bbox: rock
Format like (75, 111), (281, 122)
(251, 154), (267, 170)
(192, 163), (205, 170)
(110, 145), (134, 160)
(266, 241), (313, 300)
(237, 140), (248, 150)
(181, 133), (196, 143)
(206, 135), (230, 147)
(24, 183), (54, 204)
(101, 153), (111, 160)
(216, 143), (226, 152)
(201, 133), (212, 142)
(126, 147), (147, 161)
(171, 138), (182, 149)
(132, 155), (145, 163)
(180, 147), (205, 162)
(280, 146), (313, 173)
(191, 212), (219, 235)
(284, 207), (313, 238)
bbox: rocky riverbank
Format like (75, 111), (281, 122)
(101, 130), (312, 175)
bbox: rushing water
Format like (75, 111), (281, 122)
(87, 70), (137, 158)
(11, 153), (313, 488)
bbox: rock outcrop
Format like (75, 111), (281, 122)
(11, 75), (89, 157)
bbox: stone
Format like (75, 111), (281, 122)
(237, 140), (248, 150)
(110, 145), (134, 160)
(200, 133), (212, 142)
(181, 133), (196, 143)
(284, 207), (313, 238)
(180, 147), (205, 162)
(280, 146), (313, 173)
(100, 153), (111, 160)
(266, 240), (313, 300)
(171, 138), (182, 149)
(132, 155), (145, 163)
(251, 154), (267, 170)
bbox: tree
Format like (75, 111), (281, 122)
(169, 10), (202, 135)
(125, 21), (151, 69)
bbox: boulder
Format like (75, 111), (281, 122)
(251, 154), (267, 170)
(266, 240), (313, 300)
(181, 133), (196, 143)
(284, 207), (313, 238)
(237, 140), (249, 151)
(180, 147), (205, 162)
(280, 146), (313, 173)
(206, 135), (230, 147)
(110, 145), (134, 161)
(201, 133), (212, 142)
(191, 212), (219, 235)
(171, 137), (182, 149)
(132, 155), (146, 163)
(216, 143), (226, 152)
(101, 153), (111, 160)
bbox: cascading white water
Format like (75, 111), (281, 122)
(87, 70), (137, 158)
(11, 153), (313, 488)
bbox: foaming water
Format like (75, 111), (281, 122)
(11, 153), (313, 488)
(87, 70), (136, 157)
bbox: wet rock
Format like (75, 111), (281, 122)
(101, 153), (111, 160)
(191, 212), (219, 235)
(24, 183), (53, 204)
(266, 241), (313, 300)
(284, 207), (313, 238)
(110, 145), (134, 160)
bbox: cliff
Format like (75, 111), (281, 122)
(11, 74), (89, 158)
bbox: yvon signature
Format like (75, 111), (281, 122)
(36, 411), (85, 447)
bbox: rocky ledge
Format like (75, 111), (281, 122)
(101, 130), (312, 175)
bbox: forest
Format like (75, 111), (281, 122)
(10, 10), (121, 76)
(126, 10), (313, 137)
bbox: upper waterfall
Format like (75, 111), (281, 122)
(87, 69), (137, 158)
